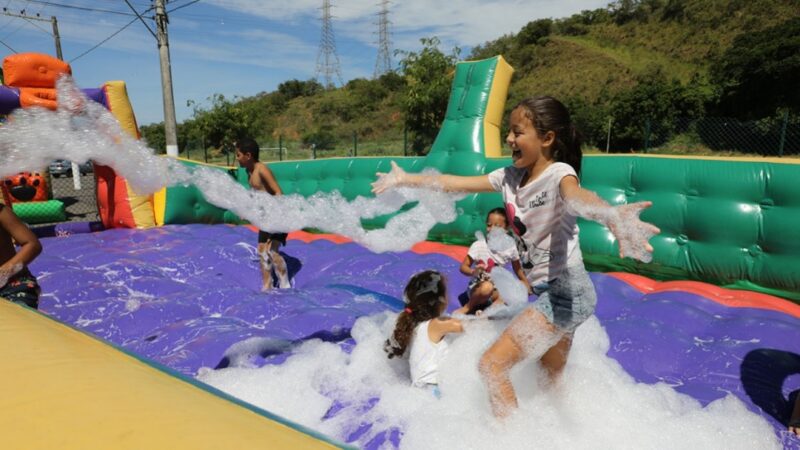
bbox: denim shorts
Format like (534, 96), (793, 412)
(531, 264), (596, 332)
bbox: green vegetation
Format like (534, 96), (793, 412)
(140, 0), (800, 161)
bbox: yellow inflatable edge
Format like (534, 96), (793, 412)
(483, 55), (514, 158)
(0, 300), (346, 449)
(105, 80), (156, 229)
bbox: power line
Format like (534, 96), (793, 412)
(68, 15), (139, 63)
(20, 12), (52, 36)
(12, 0), (142, 17)
(123, 0), (155, 38)
(0, 35), (17, 52)
(0, 0), (31, 37)
(168, 0), (201, 14)
(0, 9), (61, 58)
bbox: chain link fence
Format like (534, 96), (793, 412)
(604, 113), (800, 156)
(1, 161), (100, 227)
(180, 131), (412, 165)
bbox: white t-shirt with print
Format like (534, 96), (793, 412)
(467, 237), (519, 271)
(487, 162), (583, 285)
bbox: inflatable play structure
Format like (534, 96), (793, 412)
(1, 54), (799, 448)
(0, 56), (65, 223)
(0, 53), (154, 228)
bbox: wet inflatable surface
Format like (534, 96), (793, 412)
(31, 225), (800, 448)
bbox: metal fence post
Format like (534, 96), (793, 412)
(778, 111), (789, 157)
(353, 132), (358, 157)
(279, 135), (283, 161)
(644, 119), (651, 153)
(605, 117), (613, 153)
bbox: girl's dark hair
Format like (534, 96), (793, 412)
(384, 270), (447, 359)
(515, 96), (583, 176)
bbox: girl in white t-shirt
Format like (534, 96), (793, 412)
(385, 270), (464, 392)
(454, 207), (531, 315)
(373, 96), (660, 418)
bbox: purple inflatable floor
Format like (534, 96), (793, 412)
(31, 225), (800, 448)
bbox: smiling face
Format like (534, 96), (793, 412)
(506, 107), (554, 171)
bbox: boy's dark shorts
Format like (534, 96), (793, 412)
(258, 231), (288, 246)
(0, 270), (40, 309)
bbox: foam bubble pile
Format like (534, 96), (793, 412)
(32, 225), (798, 449)
(0, 77), (462, 253)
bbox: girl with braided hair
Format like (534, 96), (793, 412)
(385, 270), (463, 391)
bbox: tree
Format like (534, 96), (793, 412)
(277, 79), (323, 100)
(610, 67), (709, 149)
(139, 122), (166, 154)
(186, 93), (259, 149)
(397, 37), (460, 154)
(711, 18), (800, 119)
(517, 19), (553, 46)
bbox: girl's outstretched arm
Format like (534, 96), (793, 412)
(372, 161), (493, 194)
(559, 176), (660, 263)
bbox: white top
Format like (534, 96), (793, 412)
(487, 162), (583, 285)
(467, 237), (519, 271)
(409, 320), (449, 387)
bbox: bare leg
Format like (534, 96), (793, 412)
(258, 242), (273, 291)
(269, 240), (290, 289)
(540, 334), (573, 380)
(479, 307), (562, 418)
(455, 281), (494, 315)
(479, 325), (525, 417)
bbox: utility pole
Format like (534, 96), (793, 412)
(155, 0), (179, 157)
(374, 0), (392, 78)
(51, 16), (62, 60)
(0, 10), (62, 60)
(315, 0), (343, 88)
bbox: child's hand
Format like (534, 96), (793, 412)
(371, 161), (406, 194)
(0, 263), (22, 288)
(473, 262), (487, 278)
(608, 201), (661, 263)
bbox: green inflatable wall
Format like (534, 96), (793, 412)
(161, 56), (800, 301)
(158, 159), (249, 225)
(11, 199), (66, 224)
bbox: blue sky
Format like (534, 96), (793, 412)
(0, 0), (607, 125)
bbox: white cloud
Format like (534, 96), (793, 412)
(207, 0), (609, 49)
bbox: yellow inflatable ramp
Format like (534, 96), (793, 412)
(0, 301), (346, 449)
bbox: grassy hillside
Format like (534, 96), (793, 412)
(146, 0), (799, 159)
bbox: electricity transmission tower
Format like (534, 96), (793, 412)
(374, 0), (392, 78)
(315, 0), (343, 88)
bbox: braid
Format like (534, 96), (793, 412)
(384, 270), (447, 359)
